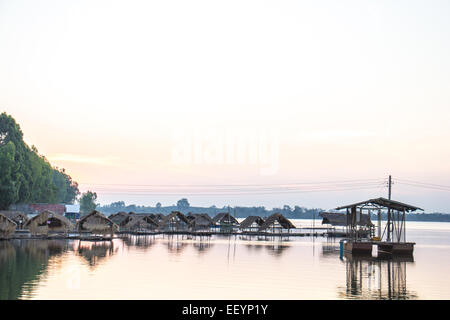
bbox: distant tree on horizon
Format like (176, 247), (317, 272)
(80, 191), (98, 215)
(177, 198), (190, 210)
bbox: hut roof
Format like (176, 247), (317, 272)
(212, 213), (239, 225)
(136, 213), (165, 222)
(319, 212), (373, 227)
(0, 213), (17, 238)
(335, 197), (423, 212)
(123, 215), (159, 230)
(160, 211), (191, 227)
(187, 213), (214, 227)
(258, 213), (295, 231)
(239, 216), (265, 229)
(0, 210), (29, 224)
(108, 211), (130, 224)
(24, 210), (74, 233)
(77, 210), (118, 233)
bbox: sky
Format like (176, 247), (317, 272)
(1, 0), (450, 211)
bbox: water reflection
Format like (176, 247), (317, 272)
(165, 235), (188, 254)
(0, 240), (70, 299)
(266, 242), (290, 257)
(121, 235), (156, 252)
(192, 239), (213, 254)
(338, 253), (418, 300)
(77, 241), (116, 268)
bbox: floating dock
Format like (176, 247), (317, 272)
(341, 240), (415, 255)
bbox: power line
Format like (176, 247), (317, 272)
(396, 178), (450, 190)
(77, 178), (384, 188)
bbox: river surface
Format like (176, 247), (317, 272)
(1, 219), (449, 300)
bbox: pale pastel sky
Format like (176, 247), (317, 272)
(1, 0), (449, 211)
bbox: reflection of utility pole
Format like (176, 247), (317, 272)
(387, 175), (392, 242)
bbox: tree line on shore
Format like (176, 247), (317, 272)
(96, 198), (450, 222)
(0, 113), (79, 210)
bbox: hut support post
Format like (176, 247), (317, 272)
(377, 209), (381, 239)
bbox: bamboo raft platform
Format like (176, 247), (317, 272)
(3, 228), (332, 240)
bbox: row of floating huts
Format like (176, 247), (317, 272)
(0, 209), (297, 239)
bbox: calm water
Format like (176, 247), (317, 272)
(1, 219), (450, 300)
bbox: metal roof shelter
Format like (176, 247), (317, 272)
(335, 197), (423, 242)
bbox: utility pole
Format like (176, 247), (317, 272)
(387, 175), (392, 242)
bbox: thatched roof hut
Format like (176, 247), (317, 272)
(187, 213), (214, 230)
(160, 211), (191, 231)
(258, 213), (295, 232)
(212, 213), (239, 225)
(146, 213), (165, 224)
(77, 210), (118, 235)
(239, 216), (265, 230)
(0, 210), (29, 229)
(0, 213), (17, 238)
(122, 215), (159, 232)
(24, 210), (74, 235)
(108, 211), (130, 225)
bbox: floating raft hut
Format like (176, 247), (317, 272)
(213, 213), (239, 232)
(187, 213), (214, 232)
(0, 210), (29, 229)
(0, 213), (17, 239)
(335, 197), (423, 255)
(24, 210), (74, 236)
(239, 216), (265, 232)
(159, 211), (191, 232)
(122, 215), (159, 233)
(77, 210), (118, 238)
(258, 213), (295, 233)
(108, 211), (130, 226)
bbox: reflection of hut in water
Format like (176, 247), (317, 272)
(258, 213), (295, 234)
(24, 210), (73, 236)
(193, 240), (213, 254)
(212, 213), (239, 232)
(0, 213), (17, 239)
(160, 211), (191, 232)
(0, 241), (15, 264)
(77, 211), (118, 237)
(23, 239), (69, 257)
(239, 216), (265, 233)
(339, 254), (417, 300)
(108, 211), (132, 227)
(266, 241), (290, 256)
(187, 213), (214, 232)
(122, 215), (159, 233)
(0, 211), (28, 230)
(77, 241), (115, 267)
(166, 235), (188, 253)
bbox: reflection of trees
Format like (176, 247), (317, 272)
(338, 254), (418, 300)
(0, 240), (70, 300)
(77, 240), (115, 267)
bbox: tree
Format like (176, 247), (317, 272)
(80, 191), (98, 215)
(177, 198), (190, 210)
(0, 113), (80, 208)
(156, 202), (162, 209)
(0, 141), (19, 209)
